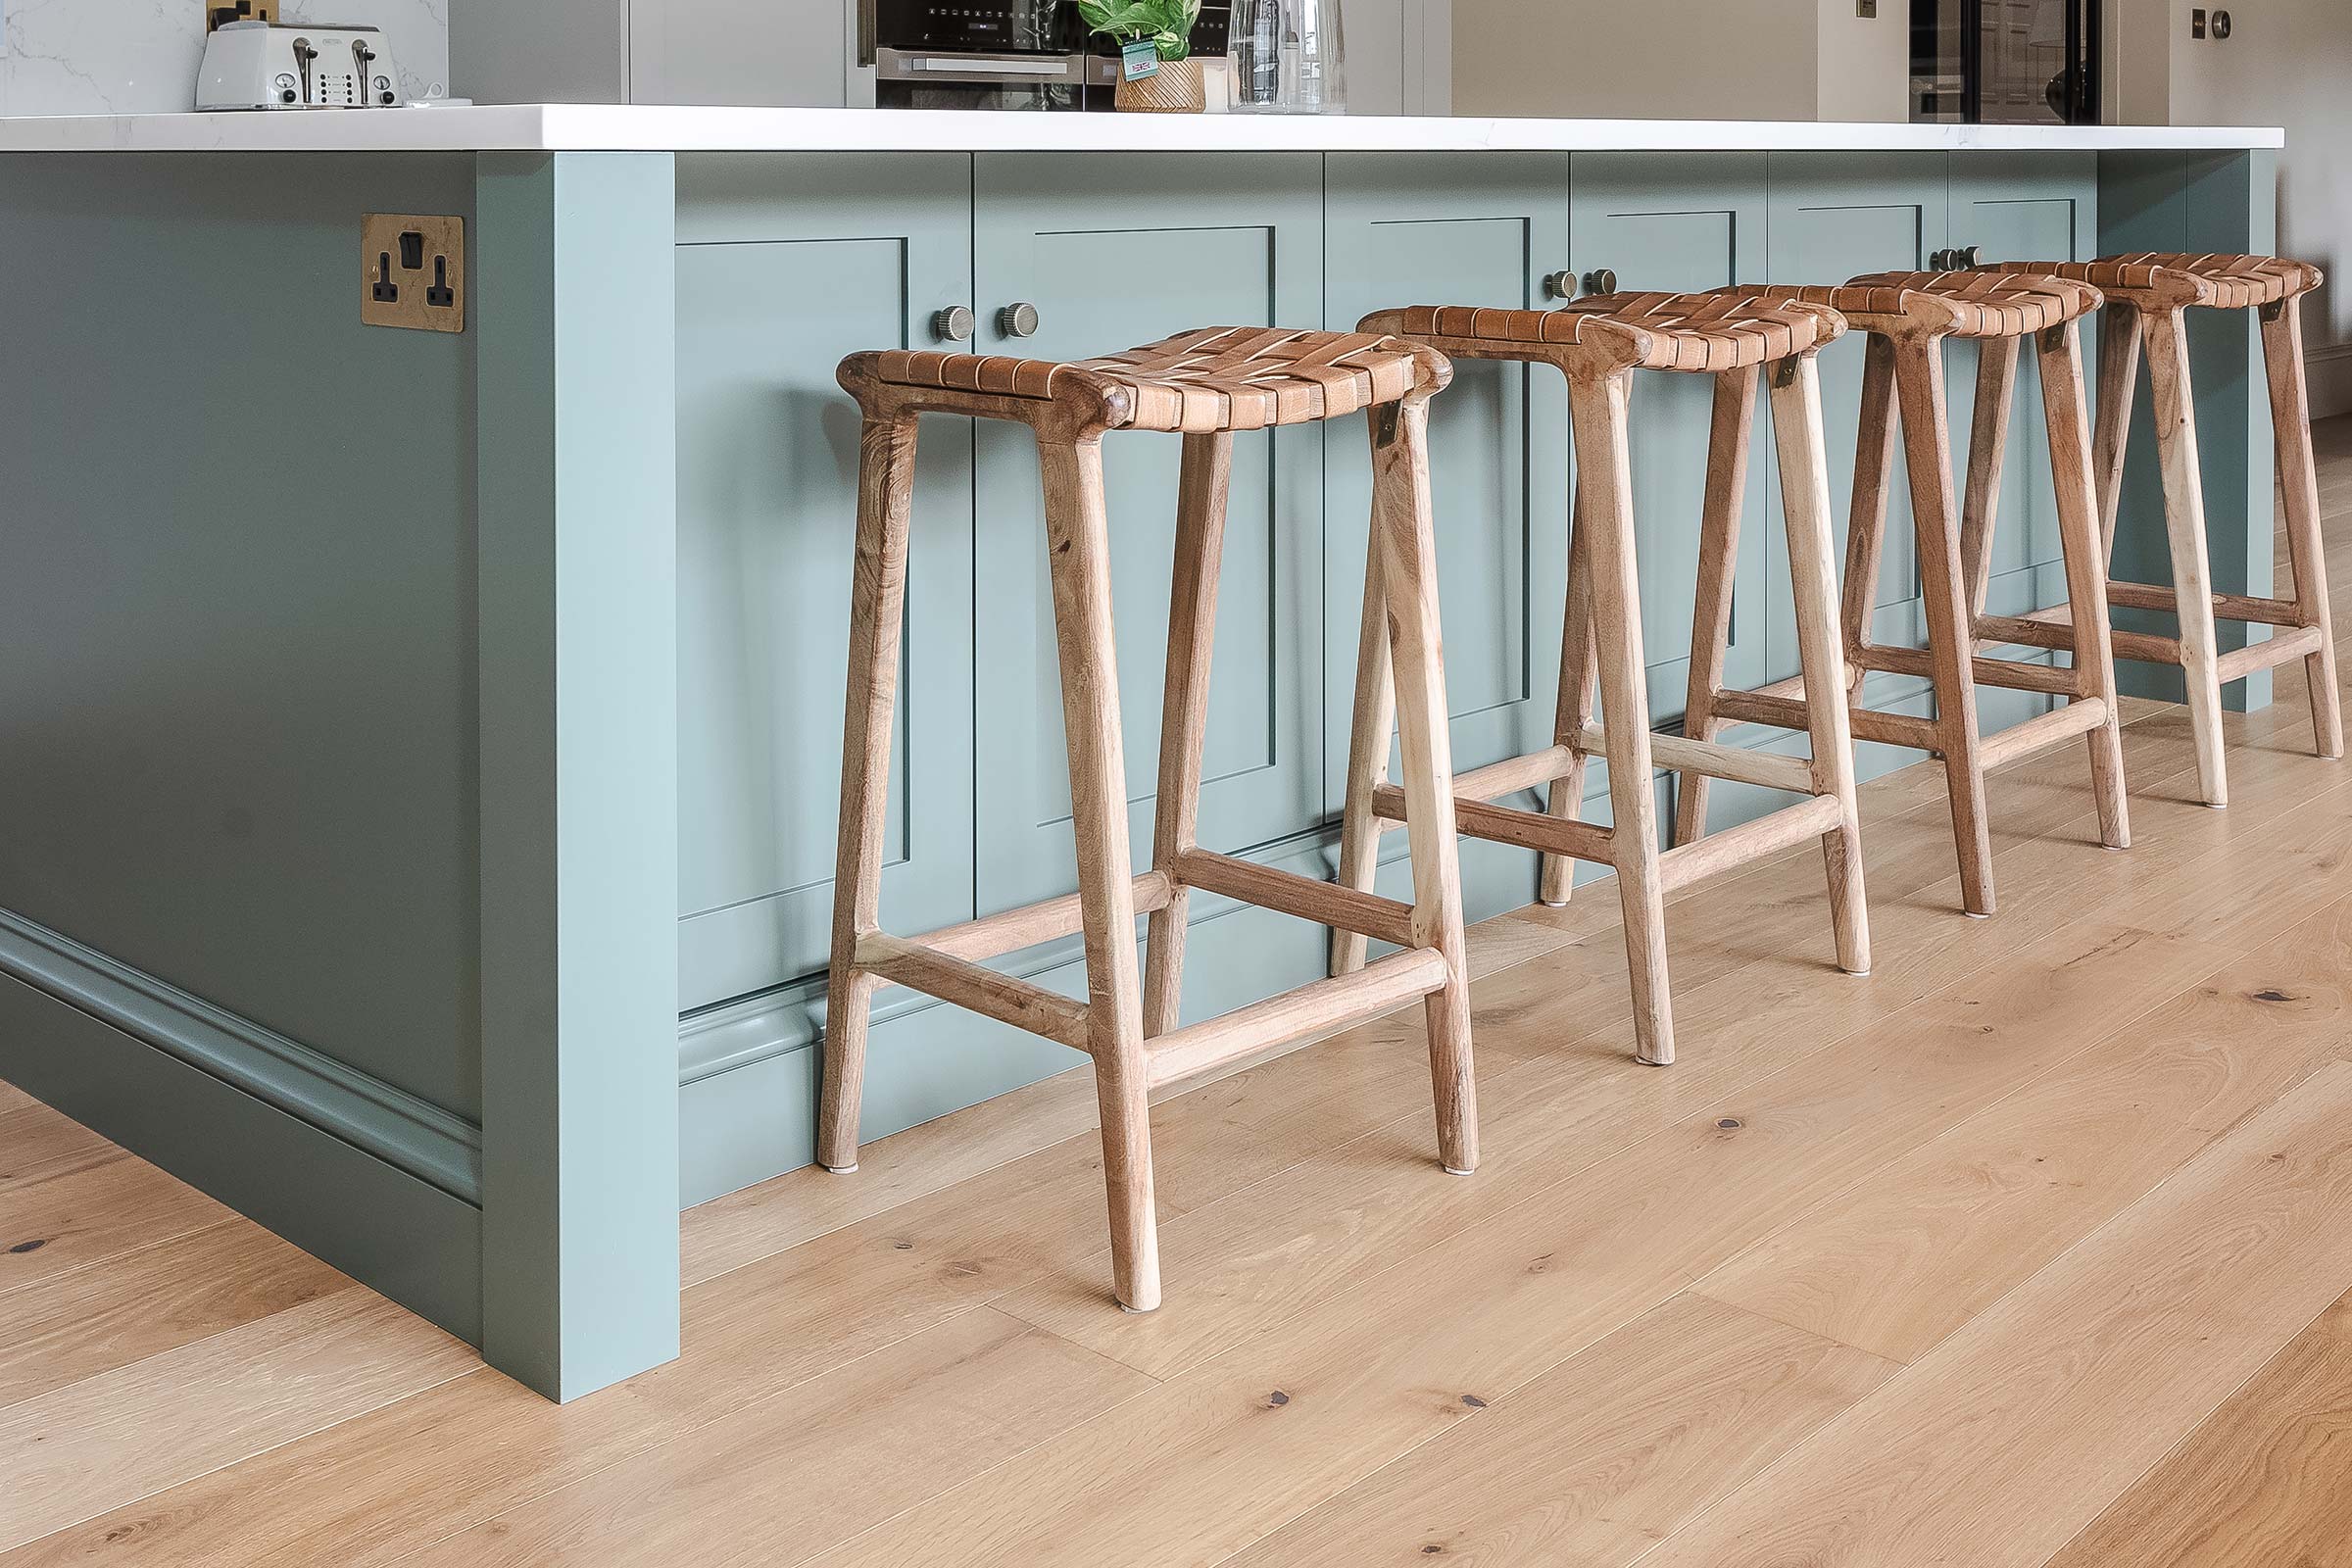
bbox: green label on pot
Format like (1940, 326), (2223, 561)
(1120, 39), (1160, 79)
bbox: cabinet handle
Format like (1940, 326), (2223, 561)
(1582, 269), (1619, 298)
(1542, 270), (1578, 301)
(998, 302), (1042, 339)
(931, 305), (975, 345)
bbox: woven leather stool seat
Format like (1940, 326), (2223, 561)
(1375, 290), (1842, 373)
(865, 325), (1441, 434)
(1987, 253), (2323, 312)
(1751, 271), (2098, 339)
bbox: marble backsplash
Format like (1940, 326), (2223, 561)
(0, 0), (450, 115)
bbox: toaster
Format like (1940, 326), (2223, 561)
(196, 21), (404, 110)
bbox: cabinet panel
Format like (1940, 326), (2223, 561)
(972, 154), (1325, 915)
(1764, 152), (1950, 684)
(1948, 152), (2099, 615)
(1571, 153), (1771, 720)
(1325, 154), (1572, 808)
(674, 155), (976, 1009)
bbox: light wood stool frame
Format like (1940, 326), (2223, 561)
(823, 328), (1478, 1313)
(1340, 292), (1873, 1068)
(1979, 255), (2344, 805)
(1718, 273), (2132, 917)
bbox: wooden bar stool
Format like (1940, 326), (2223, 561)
(824, 326), (1477, 1313)
(1340, 290), (1872, 1068)
(1721, 270), (2132, 916)
(1976, 254), (2343, 804)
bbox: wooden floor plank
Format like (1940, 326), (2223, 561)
(1637, 1060), (2352, 1568)
(2044, 1288), (2352, 1567)
(0, 1289), (478, 1551)
(396, 1308), (1152, 1567)
(1694, 895), (2352, 1362)
(795, 920), (2240, 1568)
(0, 1154), (234, 1298)
(1219, 1293), (1896, 1568)
(0, 1220), (350, 1409)
(0, 1103), (121, 1194)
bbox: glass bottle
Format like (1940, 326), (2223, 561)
(1230, 0), (1347, 114)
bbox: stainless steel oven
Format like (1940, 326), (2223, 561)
(861, 0), (1227, 110)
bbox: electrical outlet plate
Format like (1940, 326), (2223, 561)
(205, 1), (277, 30)
(362, 214), (466, 334)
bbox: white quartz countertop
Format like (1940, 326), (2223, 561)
(0, 104), (2287, 156)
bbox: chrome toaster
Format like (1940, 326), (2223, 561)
(196, 21), (404, 110)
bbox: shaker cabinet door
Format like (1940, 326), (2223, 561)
(1764, 152), (1951, 687)
(970, 153), (1327, 916)
(1569, 153), (1773, 721)
(673, 154), (977, 1010)
(1323, 152), (1572, 812)
(1947, 152), (2102, 619)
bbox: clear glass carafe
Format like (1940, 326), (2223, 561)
(1230, 0), (1347, 114)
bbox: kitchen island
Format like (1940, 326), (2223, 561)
(0, 107), (2285, 1399)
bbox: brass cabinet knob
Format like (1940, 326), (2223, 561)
(1542, 270), (1578, 301)
(931, 305), (975, 344)
(997, 302), (1042, 339)
(1582, 269), (1619, 297)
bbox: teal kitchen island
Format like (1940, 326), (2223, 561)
(0, 106), (2288, 1398)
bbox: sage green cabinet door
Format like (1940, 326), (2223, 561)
(1947, 152), (2100, 618)
(673, 155), (977, 1009)
(1569, 153), (1771, 721)
(1763, 152), (1951, 685)
(1324, 153), (1572, 808)
(971, 154), (1326, 915)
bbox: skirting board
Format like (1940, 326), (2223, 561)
(2309, 341), (2352, 423)
(0, 970), (484, 1344)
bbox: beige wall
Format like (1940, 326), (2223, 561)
(1817, 0), (1912, 121)
(2111, 0), (2352, 410)
(1453, 0), (1821, 120)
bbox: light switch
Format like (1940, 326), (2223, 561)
(2191, 7), (2207, 37)
(1857, 0), (1877, 16)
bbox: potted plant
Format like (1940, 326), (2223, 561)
(1077, 0), (1206, 113)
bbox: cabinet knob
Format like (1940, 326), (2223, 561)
(1582, 269), (1619, 298)
(998, 302), (1042, 339)
(931, 305), (975, 345)
(1542, 270), (1578, 301)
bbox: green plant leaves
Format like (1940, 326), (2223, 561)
(1074, 0), (1201, 59)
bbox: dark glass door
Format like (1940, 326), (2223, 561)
(1912, 0), (2099, 124)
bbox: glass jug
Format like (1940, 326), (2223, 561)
(1231, 0), (1347, 114)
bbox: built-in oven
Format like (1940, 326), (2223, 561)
(862, 0), (1227, 111)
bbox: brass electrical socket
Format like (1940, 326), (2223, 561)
(206, 2), (277, 30)
(362, 215), (466, 334)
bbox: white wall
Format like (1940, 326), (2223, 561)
(0, 0), (450, 115)
(1454, 0), (1906, 122)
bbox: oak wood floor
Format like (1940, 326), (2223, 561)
(4, 416), (2351, 1566)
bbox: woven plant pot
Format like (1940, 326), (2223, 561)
(1115, 56), (1205, 113)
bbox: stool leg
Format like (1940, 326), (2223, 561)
(1841, 335), (1901, 695)
(2262, 298), (2345, 760)
(1960, 335), (2020, 618)
(2092, 302), (2145, 562)
(1770, 355), (1872, 976)
(2142, 307), (2230, 807)
(821, 413), (921, 1176)
(1673, 366), (1759, 849)
(2037, 320), (2132, 850)
(1894, 335), (1997, 916)
(1331, 511), (1396, 977)
(1373, 397), (1479, 1173)
(1572, 371), (1675, 1065)
(1145, 434), (1234, 1035)
(1038, 436), (1159, 1313)
(1539, 501), (1599, 906)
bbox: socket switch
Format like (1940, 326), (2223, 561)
(361, 214), (466, 333)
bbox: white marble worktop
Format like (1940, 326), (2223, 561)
(0, 104), (2288, 156)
